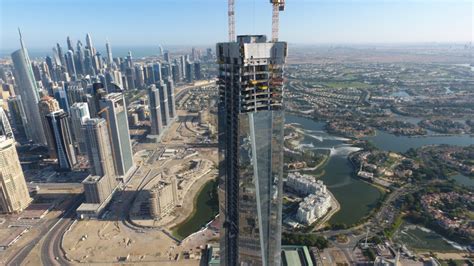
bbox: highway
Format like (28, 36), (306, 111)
(6, 195), (83, 266)
(41, 195), (83, 265)
(175, 80), (216, 103)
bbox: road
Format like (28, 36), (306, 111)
(6, 195), (83, 266)
(40, 195), (84, 266)
(286, 182), (419, 261)
(175, 80), (216, 103)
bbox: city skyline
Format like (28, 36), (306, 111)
(1, 0), (471, 50)
(0, 0), (472, 264)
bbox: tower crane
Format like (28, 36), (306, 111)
(228, 0), (285, 42)
(270, 0), (285, 42)
(228, 0), (235, 42)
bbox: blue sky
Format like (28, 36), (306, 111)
(1, 0), (472, 50)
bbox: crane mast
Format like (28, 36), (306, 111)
(271, 0), (285, 42)
(228, 0), (235, 42)
(227, 0), (285, 42)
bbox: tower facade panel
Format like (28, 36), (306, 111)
(217, 35), (287, 266)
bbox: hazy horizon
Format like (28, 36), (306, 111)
(1, 0), (471, 51)
(1, 41), (470, 60)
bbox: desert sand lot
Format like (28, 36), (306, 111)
(63, 219), (195, 264)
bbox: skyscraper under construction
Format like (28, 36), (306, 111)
(217, 34), (287, 265)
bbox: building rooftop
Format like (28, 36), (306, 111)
(281, 245), (314, 266)
(237, 35), (267, 43)
(205, 244), (220, 266)
(76, 203), (102, 212)
(82, 175), (103, 184)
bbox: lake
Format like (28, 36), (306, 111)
(172, 179), (219, 240)
(286, 114), (383, 226)
(365, 130), (473, 153)
(286, 113), (474, 225)
(394, 223), (462, 252)
(451, 174), (474, 189)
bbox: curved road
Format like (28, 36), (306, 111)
(7, 195), (83, 266)
(41, 195), (83, 265)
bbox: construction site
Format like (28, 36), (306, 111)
(57, 84), (219, 264)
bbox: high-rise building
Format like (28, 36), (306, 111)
(67, 36), (74, 52)
(161, 63), (171, 79)
(180, 55), (186, 79)
(125, 67), (136, 90)
(65, 83), (87, 105)
(92, 52), (103, 73)
(85, 33), (95, 54)
(165, 79), (176, 119)
(153, 63), (162, 82)
(82, 175), (114, 204)
(126, 51), (133, 68)
(70, 103), (90, 154)
(75, 41), (85, 75)
(194, 62), (202, 80)
(191, 47), (196, 61)
(171, 64), (180, 83)
(56, 43), (66, 68)
(163, 51), (170, 63)
(38, 96), (60, 158)
(148, 85), (163, 135)
(31, 62), (41, 81)
(135, 65), (145, 88)
(217, 35), (287, 265)
(87, 83), (107, 118)
(52, 47), (62, 66)
(53, 87), (70, 113)
(99, 93), (134, 180)
(82, 118), (115, 179)
(0, 109), (32, 213)
(206, 48), (213, 61)
(65, 50), (77, 79)
(105, 39), (113, 68)
(145, 65), (155, 84)
(148, 179), (178, 218)
(11, 30), (47, 145)
(46, 110), (77, 170)
(45, 56), (57, 81)
(7, 96), (30, 141)
(185, 60), (194, 83)
(157, 81), (170, 126)
(83, 49), (95, 76)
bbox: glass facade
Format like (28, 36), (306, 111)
(237, 111), (284, 265)
(100, 93), (134, 179)
(217, 35), (287, 266)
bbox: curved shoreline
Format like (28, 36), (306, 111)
(312, 189), (341, 231)
(288, 151), (330, 173)
(170, 178), (217, 240)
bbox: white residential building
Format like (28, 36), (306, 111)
(287, 172), (332, 225)
(296, 192), (331, 225)
(287, 172), (326, 196)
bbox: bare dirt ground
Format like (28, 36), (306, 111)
(63, 220), (185, 264)
(321, 247), (350, 266)
(61, 109), (217, 264)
